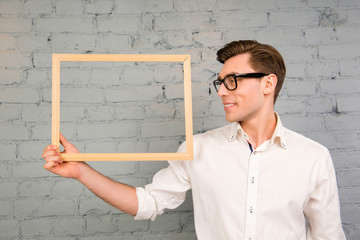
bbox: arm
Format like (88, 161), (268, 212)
(42, 133), (138, 216)
(303, 150), (346, 240)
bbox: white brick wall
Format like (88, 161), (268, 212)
(0, 0), (359, 239)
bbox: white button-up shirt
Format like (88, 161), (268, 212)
(135, 115), (346, 240)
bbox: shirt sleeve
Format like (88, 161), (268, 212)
(134, 142), (191, 221)
(303, 149), (346, 240)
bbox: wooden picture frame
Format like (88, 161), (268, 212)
(52, 54), (193, 161)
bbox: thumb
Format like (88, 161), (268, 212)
(59, 133), (73, 149)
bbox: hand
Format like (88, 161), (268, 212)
(42, 133), (88, 179)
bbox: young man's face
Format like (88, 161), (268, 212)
(217, 53), (267, 123)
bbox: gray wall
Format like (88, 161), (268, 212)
(0, 0), (359, 239)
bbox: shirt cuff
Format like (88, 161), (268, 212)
(134, 187), (158, 221)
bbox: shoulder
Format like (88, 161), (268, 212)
(283, 127), (330, 158)
(193, 123), (233, 144)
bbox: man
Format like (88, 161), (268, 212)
(43, 40), (346, 239)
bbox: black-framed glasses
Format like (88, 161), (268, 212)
(213, 73), (267, 92)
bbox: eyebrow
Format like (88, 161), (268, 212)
(217, 72), (240, 81)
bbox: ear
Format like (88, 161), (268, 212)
(263, 74), (277, 96)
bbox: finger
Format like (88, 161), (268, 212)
(42, 150), (60, 160)
(44, 155), (63, 164)
(44, 161), (59, 170)
(43, 145), (59, 153)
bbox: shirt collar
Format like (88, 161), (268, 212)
(229, 112), (287, 149)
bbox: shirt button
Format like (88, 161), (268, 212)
(251, 177), (255, 183)
(249, 206), (253, 213)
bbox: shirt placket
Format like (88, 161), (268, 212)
(244, 149), (260, 240)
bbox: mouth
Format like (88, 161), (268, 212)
(223, 103), (236, 110)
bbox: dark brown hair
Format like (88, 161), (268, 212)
(217, 40), (286, 103)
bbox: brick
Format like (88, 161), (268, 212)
(193, 31), (222, 47)
(286, 80), (317, 96)
(256, 29), (305, 46)
(225, 29), (256, 44)
(337, 96), (360, 112)
(306, 97), (336, 113)
(142, 0), (173, 13)
(90, 68), (120, 86)
(13, 161), (53, 178)
(84, 141), (117, 153)
(275, 99), (306, 114)
(114, 0), (141, 14)
(308, 0), (337, 7)
(0, 0), (21, 14)
(14, 198), (75, 218)
(18, 140), (49, 160)
(17, 33), (51, 51)
(86, 0), (114, 14)
(21, 218), (52, 236)
(30, 123), (52, 140)
(77, 122), (138, 140)
(0, 124), (29, 140)
(19, 180), (52, 197)
(307, 61), (338, 78)
(116, 214), (149, 232)
(86, 161), (137, 176)
(339, 59), (360, 76)
(141, 120), (185, 138)
(248, 0), (276, 9)
(52, 34), (96, 51)
(116, 140), (147, 153)
(53, 217), (84, 237)
(276, 45), (316, 61)
(22, 104), (51, 122)
(84, 105), (114, 121)
(334, 133), (360, 149)
(215, 12), (267, 29)
(33, 52), (52, 68)
(285, 62), (306, 78)
(0, 17), (32, 32)
(0, 200), (11, 217)
(0, 164), (9, 178)
(304, 27), (337, 45)
(331, 150), (360, 170)
(280, 115), (324, 133)
(148, 138), (180, 153)
(56, 0), (83, 15)
(0, 87), (39, 103)
(337, 170), (360, 187)
(320, 78), (360, 95)
(105, 86), (163, 102)
(155, 13), (212, 31)
(121, 67), (155, 86)
(0, 104), (22, 122)
(0, 143), (16, 161)
(145, 102), (176, 118)
(336, 26), (360, 43)
(24, 0), (53, 15)
(59, 68), (90, 86)
(53, 180), (83, 198)
(26, 68), (50, 86)
(319, 44), (360, 59)
(0, 69), (23, 85)
(339, 189), (360, 206)
(218, 0), (246, 10)
(0, 34), (16, 50)
(61, 105), (86, 122)
(306, 132), (337, 150)
(174, 0), (200, 12)
(97, 16), (140, 34)
(0, 181), (17, 198)
(270, 10), (320, 27)
(35, 18), (93, 33)
(325, 114), (360, 131)
(60, 87), (104, 103)
(86, 215), (117, 234)
(0, 220), (19, 237)
(0, 52), (32, 68)
(149, 213), (181, 232)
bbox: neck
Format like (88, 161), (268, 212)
(240, 107), (277, 149)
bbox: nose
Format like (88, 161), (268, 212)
(217, 83), (230, 98)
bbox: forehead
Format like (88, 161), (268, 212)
(219, 53), (254, 77)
